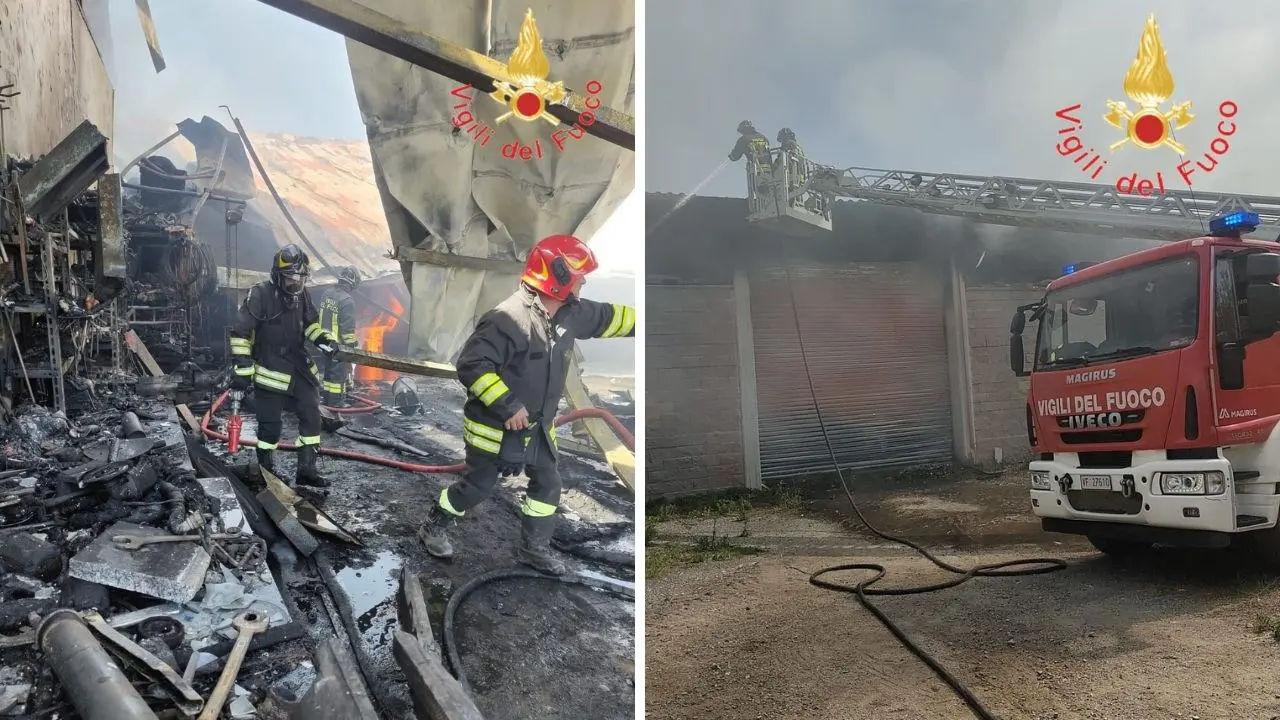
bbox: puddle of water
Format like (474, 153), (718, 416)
(604, 532), (635, 555)
(335, 549), (402, 618)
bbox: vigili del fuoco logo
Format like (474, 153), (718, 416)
(1053, 14), (1238, 197)
(448, 9), (608, 161)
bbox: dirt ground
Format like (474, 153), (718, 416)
(647, 471), (1280, 720)
(245, 376), (636, 720)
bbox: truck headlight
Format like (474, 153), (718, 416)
(1158, 471), (1226, 495)
(1031, 471), (1051, 490)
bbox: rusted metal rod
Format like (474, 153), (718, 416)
(37, 610), (159, 720)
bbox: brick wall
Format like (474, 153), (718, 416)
(646, 285), (745, 498)
(965, 284), (1044, 466)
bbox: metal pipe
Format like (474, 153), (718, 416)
(120, 411), (146, 439)
(121, 182), (246, 205)
(37, 610), (159, 720)
(120, 130), (180, 178)
(223, 111), (334, 271)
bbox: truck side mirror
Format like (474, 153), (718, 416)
(1245, 252), (1280, 339)
(1010, 335), (1027, 377)
(1009, 310), (1029, 377)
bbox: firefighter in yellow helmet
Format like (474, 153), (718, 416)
(227, 244), (340, 487)
(417, 234), (636, 575)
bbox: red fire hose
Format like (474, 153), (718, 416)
(200, 389), (635, 474)
(323, 394), (381, 414)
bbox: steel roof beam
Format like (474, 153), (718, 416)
(252, 0), (634, 151)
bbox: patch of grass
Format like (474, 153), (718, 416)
(646, 536), (763, 581)
(1250, 613), (1280, 642)
(646, 485), (807, 522)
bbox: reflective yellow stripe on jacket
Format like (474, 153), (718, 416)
(468, 372), (510, 406)
(463, 418), (502, 454)
(304, 322), (326, 343)
(601, 305), (635, 338)
(254, 365), (292, 392)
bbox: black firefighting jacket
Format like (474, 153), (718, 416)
(456, 286), (636, 457)
(729, 131), (772, 169)
(319, 285), (358, 346)
(228, 281), (338, 394)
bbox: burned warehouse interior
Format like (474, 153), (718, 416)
(0, 83), (635, 720)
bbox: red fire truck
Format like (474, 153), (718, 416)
(1011, 210), (1280, 558)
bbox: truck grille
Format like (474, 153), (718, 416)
(1060, 430), (1142, 445)
(1077, 451), (1132, 468)
(1066, 489), (1143, 515)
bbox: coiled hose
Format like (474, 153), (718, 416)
(780, 268), (1067, 720)
(201, 389), (635, 474)
(442, 568), (635, 696)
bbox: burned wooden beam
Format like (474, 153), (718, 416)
(96, 173), (127, 281)
(252, 0), (634, 151)
(331, 346), (457, 380)
(394, 573), (485, 720)
(16, 120), (109, 220)
(293, 637), (379, 719)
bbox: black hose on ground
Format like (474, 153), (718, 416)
(442, 567), (635, 696)
(781, 268), (1068, 720)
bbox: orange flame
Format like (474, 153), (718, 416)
(356, 293), (404, 384)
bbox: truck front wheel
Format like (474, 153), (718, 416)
(1087, 536), (1151, 559)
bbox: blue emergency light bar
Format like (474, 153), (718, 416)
(1209, 210), (1260, 237)
(1061, 261), (1095, 276)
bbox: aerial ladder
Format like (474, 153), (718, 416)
(746, 147), (1280, 242)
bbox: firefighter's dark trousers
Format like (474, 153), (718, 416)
(437, 433), (561, 520)
(254, 380), (322, 450)
(320, 356), (351, 402)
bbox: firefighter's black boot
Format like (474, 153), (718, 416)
(417, 505), (456, 559)
(255, 448), (275, 475)
(516, 513), (567, 576)
(322, 391), (343, 408)
(295, 445), (330, 487)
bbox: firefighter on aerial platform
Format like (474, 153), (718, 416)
(319, 266), (361, 407)
(776, 127), (807, 198)
(729, 120), (773, 212)
(228, 244), (340, 488)
(417, 234), (637, 575)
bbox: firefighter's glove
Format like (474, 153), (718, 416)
(496, 428), (531, 478)
(316, 341), (337, 359)
(229, 373), (253, 392)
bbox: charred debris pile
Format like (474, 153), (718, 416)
(0, 119), (636, 719)
(0, 119), (382, 718)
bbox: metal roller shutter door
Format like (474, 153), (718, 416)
(751, 263), (953, 478)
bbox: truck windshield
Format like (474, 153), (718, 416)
(1034, 255), (1200, 370)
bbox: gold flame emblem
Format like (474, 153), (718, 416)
(488, 9), (566, 126)
(1103, 14), (1194, 154)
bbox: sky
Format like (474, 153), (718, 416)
(647, 0), (1280, 203)
(102, 0), (637, 274)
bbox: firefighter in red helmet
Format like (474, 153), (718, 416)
(418, 234), (636, 574)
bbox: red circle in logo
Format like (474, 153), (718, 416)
(515, 91), (542, 118)
(1134, 114), (1165, 145)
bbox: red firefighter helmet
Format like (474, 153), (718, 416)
(521, 234), (598, 301)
